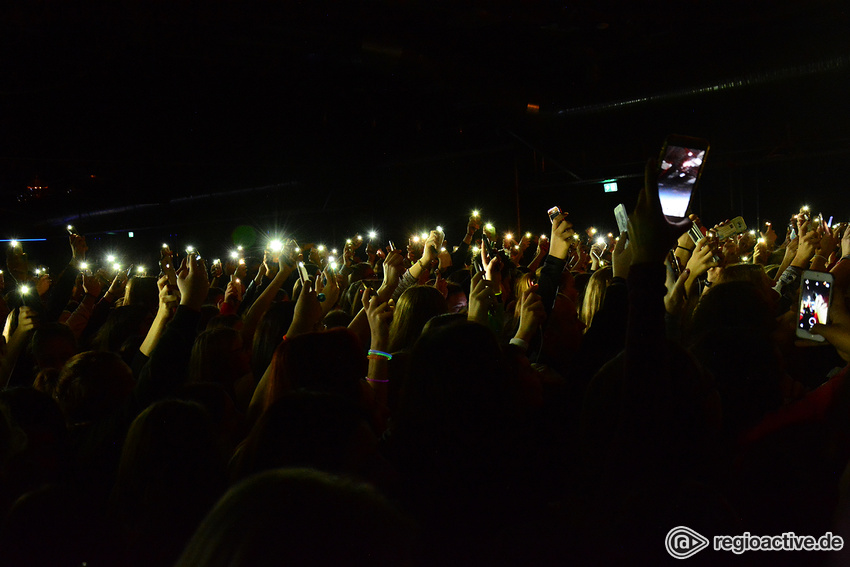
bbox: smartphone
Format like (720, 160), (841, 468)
(296, 261), (310, 283)
(715, 216), (748, 240)
(125, 264), (135, 278)
(687, 221), (706, 246)
(613, 204), (629, 235)
(657, 135), (710, 220)
(797, 270), (834, 342)
(66, 225), (78, 236)
(547, 206), (562, 224)
(482, 233), (495, 258)
(388, 240), (396, 251)
(472, 254), (484, 275)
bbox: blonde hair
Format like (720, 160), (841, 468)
(580, 267), (613, 330)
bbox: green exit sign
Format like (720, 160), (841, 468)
(603, 180), (618, 193)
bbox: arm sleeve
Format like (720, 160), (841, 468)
(44, 265), (79, 322)
(391, 270), (419, 302)
(537, 255), (567, 315)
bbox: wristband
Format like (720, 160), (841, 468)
(363, 377), (389, 383)
(509, 337), (529, 351)
(676, 245), (694, 253)
(367, 349), (392, 360)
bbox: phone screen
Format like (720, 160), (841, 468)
(658, 142), (707, 219)
(798, 276), (831, 340)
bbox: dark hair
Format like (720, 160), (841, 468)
(175, 469), (414, 567)
(31, 323), (77, 371)
(91, 304), (151, 354)
(251, 301), (295, 380)
(124, 276), (159, 315)
(111, 399), (226, 566)
(189, 327), (245, 401)
(55, 351), (135, 424)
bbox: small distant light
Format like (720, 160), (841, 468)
(9, 240), (18, 247)
(113, 263), (120, 271)
(67, 225), (73, 231)
(20, 285), (30, 295)
(35, 268), (41, 275)
(330, 261), (338, 271)
(79, 262), (88, 270)
(603, 180), (619, 193)
(505, 233), (513, 241)
(237, 245), (243, 251)
(608, 233), (613, 238)
(136, 266), (145, 273)
(107, 254), (116, 262)
(162, 243), (168, 248)
(514, 245), (520, 250)
(186, 245), (194, 253)
(540, 235), (547, 240)
(328, 256), (335, 263)
(368, 231), (377, 239)
(269, 240), (283, 252)
(485, 223), (494, 231)
(596, 237), (606, 245)
(412, 236), (420, 243)
(436, 226), (443, 232)
(318, 245), (325, 252)
(472, 210), (480, 217)
(742, 256), (750, 262)
(758, 237), (765, 244)
(440, 247), (447, 252)
(128, 232), (134, 238)
(802, 205), (810, 211)
(590, 228), (597, 234)
(346, 239), (352, 244)
(749, 230), (756, 236)
(573, 235), (580, 240)
(331, 248), (338, 255)
(526, 103), (540, 113)
(420, 232), (429, 241)
(294, 247), (300, 253)
(356, 235), (362, 240)
(238, 258), (245, 265)
(472, 246), (480, 254)
(230, 251), (239, 259)
(525, 232), (532, 238)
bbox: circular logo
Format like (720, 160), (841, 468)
(665, 526), (710, 559)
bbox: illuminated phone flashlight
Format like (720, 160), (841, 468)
(113, 263), (121, 271)
(525, 232), (532, 238)
(368, 231), (377, 239)
(19, 285), (30, 295)
(185, 245), (195, 254)
(440, 247), (447, 253)
(472, 246), (480, 254)
(758, 237), (766, 244)
(505, 233), (513, 241)
(573, 234), (580, 240)
(742, 256), (750, 262)
(420, 232), (429, 241)
(79, 262), (88, 270)
(9, 240), (18, 248)
(328, 256), (335, 263)
(269, 239), (283, 253)
(540, 235), (547, 240)
(590, 227), (597, 234)
(514, 245), (520, 250)
(749, 230), (756, 236)
(136, 266), (145, 274)
(107, 254), (116, 263)
(239, 258), (245, 265)
(35, 268), (41, 275)
(412, 235), (420, 243)
(229, 250), (239, 259)
(802, 205), (810, 211)
(485, 223), (494, 231)
(596, 237), (606, 246)
(237, 245), (243, 251)
(472, 210), (480, 217)
(330, 261), (338, 271)
(318, 245), (325, 252)
(356, 235), (362, 241)
(436, 226), (443, 233)
(608, 233), (613, 238)
(346, 239), (352, 244)
(162, 243), (169, 249)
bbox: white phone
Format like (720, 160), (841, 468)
(796, 270), (834, 342)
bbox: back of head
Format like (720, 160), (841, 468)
(31, 322), (77, 371)
(269, 328), (366, 405)
(124, 276), (159, 315)
(388, 285), (448, 353)
(251, 301), (296, 378)
(175, 469), (414, 567)
(189, 327), (245, 398)
(91, 304), (151, 354)
(580, 267), (613, 329)
(55, 351), (135, 425)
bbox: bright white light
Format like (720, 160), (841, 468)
(472, 210), (480, 217)
(137, 266), (145, 273)
(540, 235), (547, 240)
(107, 255), (116, 262)
(238, 258), (245, 265)
(186, 245), (194, 253)
(526, 232), (532, 238)
(412, 236), (420, 243)
(485, 223), (494, 231)
(573, 235), (580, 240)
(269, 240), (283, 252)
(420, 232), (429, 241)
(436, 226), (443, 232)
(596, 238), (606, 245)
(328, 256), (335, 263)
(162, 243), (168, 248)
(331, 249), (338, 255)
(9, 240), (18, 247)
(20, 285), (30, 295)
(742, 256), (750, 262)
(368, 231), (377, 239)
(318, 245), (325, 252)
(356, 235), (362, 240)
(294, 247), (300, 253)
(79, 262), (88, 270)
(237, 245), (243, 251)
(346, 239), (352, 244)
(67, 225), (73, 231)
(472, 246), (480, 254)
(113, 263), (120, 271)
(758, 238), (765, 244)
(514, 245), (520, 250)
(230, 251), (239, 259)
(440, 247), (447, 252)
(505, 233), (513, 241)
(749, 230), (756, 236)
(35, 268), (41, 275)
(590, 228), (597, 234)
(330, 261), (338, 271)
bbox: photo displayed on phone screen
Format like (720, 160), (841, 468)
(799, 277), (831, 335)
(658, 143), (706, 218)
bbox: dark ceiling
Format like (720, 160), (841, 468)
(2, 0), (850, 243)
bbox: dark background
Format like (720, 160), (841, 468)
(2, 0), (849, 268)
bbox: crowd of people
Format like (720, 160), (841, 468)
(0, 161), (849, 566)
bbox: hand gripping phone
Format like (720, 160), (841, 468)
(657, 134), (710, 221)
(797, 270), (834, 342)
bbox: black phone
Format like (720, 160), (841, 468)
(657, 135), (710, 221)
(482, 234), (495, 258)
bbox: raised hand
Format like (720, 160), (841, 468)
(548, 213), (575, 260)
(177, 254), (209, 311)
(287, 276), (323, 337)
(467, 271), (495, 326)
(611, 231), (632, 279)
(316, 266), (340, 313)
(362, 288), (394, 351)
(513, 285), (546, 344)
(69, 234), (88, 263)
(792, 215), (821, 268)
